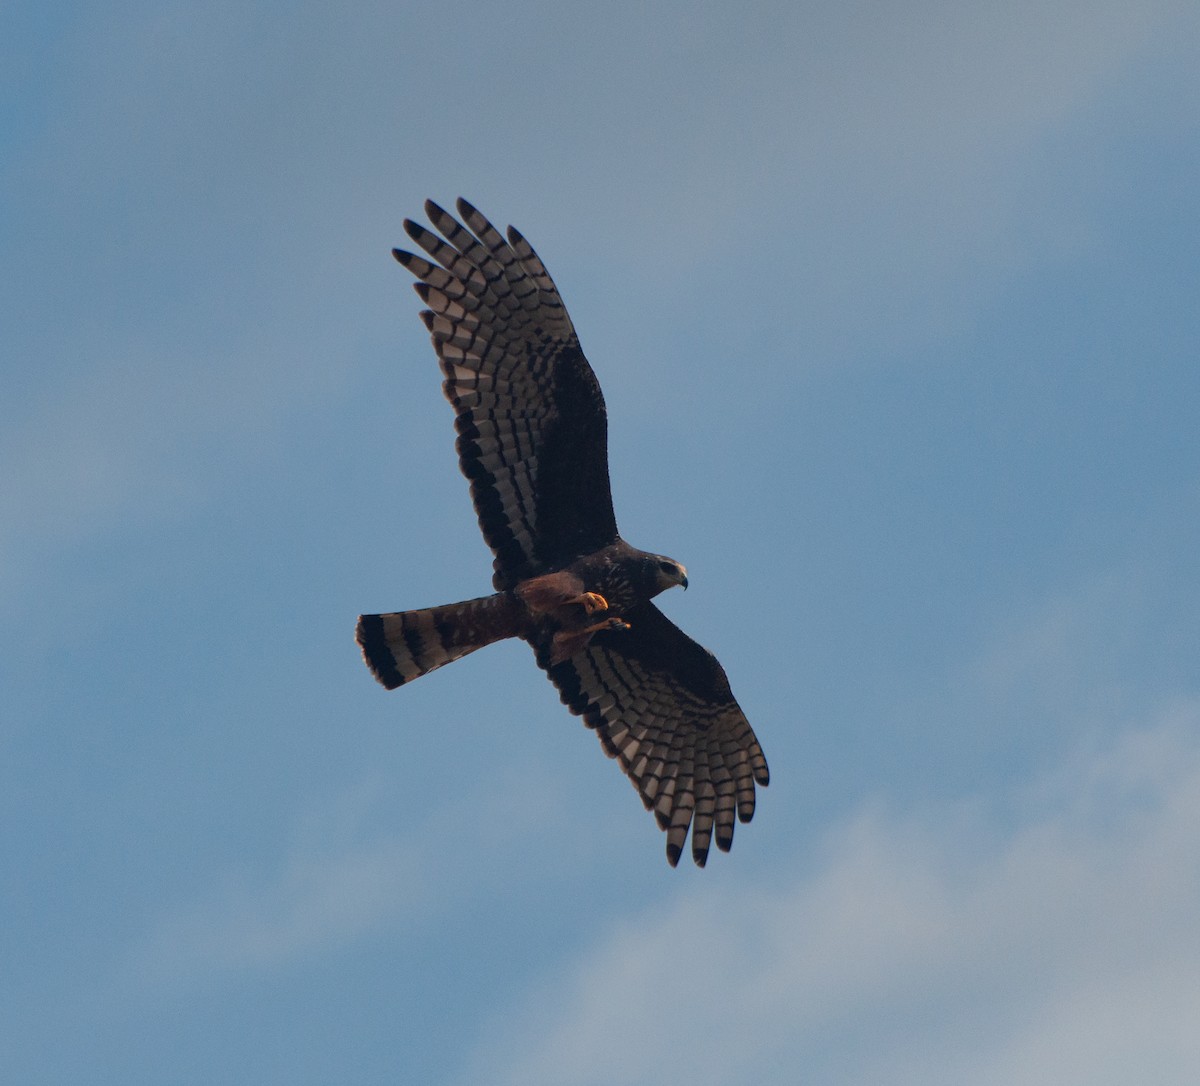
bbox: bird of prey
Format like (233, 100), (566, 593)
(356, 199), (769, 866)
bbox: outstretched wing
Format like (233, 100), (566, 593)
(537, 604), (770, 867)
(394, 199), (619, 590)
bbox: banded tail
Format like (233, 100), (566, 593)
(356, 593), (523, 690)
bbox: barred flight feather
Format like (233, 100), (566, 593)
(392, 199), (617, 590)
(369, 199), (770, 868)
(356, 595), (522, 691)
(538, 601), (769, 867)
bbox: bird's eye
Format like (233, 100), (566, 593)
(659, 561), (675, 573)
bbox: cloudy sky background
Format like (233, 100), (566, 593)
(4, 1), (1199, 1082)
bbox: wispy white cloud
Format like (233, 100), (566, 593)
(0, 340), (305, 597)
(568, 0), (1194, 290)
(136, 836), (423, 976)
(124, 777), (428, 986)
(122, 760), (571, 991)
(6, 0), (1192, 588)
(962, 572), (1147, 736)
(460, 701), (1200, 1086)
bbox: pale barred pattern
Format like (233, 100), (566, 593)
(357, 595), (520, 690)
(397, 200), (579, 588)
(372, 199), (769, 866)
(564, 637), (769, 867)
(378, 610), (456, 683)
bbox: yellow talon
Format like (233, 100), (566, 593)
(579, 592), (609, 614)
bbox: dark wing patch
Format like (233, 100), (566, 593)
(536, 603), (770, 867)
(395, 199), (619, 590)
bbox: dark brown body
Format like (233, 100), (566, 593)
(357, 540), (686, 689)
(357, 198), (768, 867)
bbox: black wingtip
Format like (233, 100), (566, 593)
(455, 196), (478, 220)
(424, 198), (451, 226)
(404, 217), (434, 245)
(666, 841), (682, 867)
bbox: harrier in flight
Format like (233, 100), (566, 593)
(357, 200), (768, 866)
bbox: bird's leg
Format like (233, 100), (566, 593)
(578, 615), (628, 636)
(577, 591), (609, 614)
(517, 573), (608, 616)
(549, 616), (630, 665)
(518, 573), (622, 663)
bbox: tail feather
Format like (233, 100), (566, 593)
(356, 593), (521, 690)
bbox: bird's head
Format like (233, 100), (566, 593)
(651, 555), (689, 593)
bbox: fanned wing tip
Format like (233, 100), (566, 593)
(418, 309), (435, 330)
(691, 801), (715, 866)
(391, 247), (444, 284)
(424, 200), (466, 243)
(457, 201), (509, 255)
(455, 195), (481, 222)
(393, 248), (436, 278)
(666, 812), (692, 867)
(507, 225), (542, 268)
(404, 218), (445, 252)
(652, 799), (671, 831)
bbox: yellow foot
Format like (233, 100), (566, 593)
(578, 592), (609, 615)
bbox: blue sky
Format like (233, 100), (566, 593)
(3, 1), (1200, 1082)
